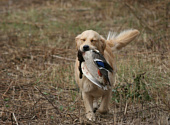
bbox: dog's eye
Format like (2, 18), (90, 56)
(91, 40), (96, 42)
(81, 39), (86, 42)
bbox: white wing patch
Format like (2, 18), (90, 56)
(81, 62), (108, 90)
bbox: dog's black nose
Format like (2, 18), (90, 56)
(83, 45), (89, 51)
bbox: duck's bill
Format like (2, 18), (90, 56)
(81, 62), (108, 90)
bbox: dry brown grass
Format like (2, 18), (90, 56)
(0, 0), (169, 124)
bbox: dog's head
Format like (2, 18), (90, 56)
(75, 30), (106, 54)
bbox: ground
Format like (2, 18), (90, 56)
(0, 0), (169, 124)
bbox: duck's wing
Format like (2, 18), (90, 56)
(98, 68), (111, 86)
(81, 62), (108, 90)
(92, 50), (113, 72)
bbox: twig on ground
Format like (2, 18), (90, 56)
(12, 112), (19, 125)
(2, 81), (14, 97)
(34, 86), (62, 117)
(51, 55), (75, 61)
(124, 102), (128, 115)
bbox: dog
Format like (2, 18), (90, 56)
(75, 29), (139, 121)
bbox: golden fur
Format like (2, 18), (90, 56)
(75, 29), (139, 121)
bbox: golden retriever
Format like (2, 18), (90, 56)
(75, 29), (139, 121)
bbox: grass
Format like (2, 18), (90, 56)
(0, 0), (169, 124)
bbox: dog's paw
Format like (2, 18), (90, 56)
(98, 108), (108, 114)
(86, 112), (95, 121)
(93, 102), (98, 113)
(93, 107), (98, 113)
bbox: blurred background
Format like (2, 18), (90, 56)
(0, 0), (169, 124)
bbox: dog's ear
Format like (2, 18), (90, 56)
(75, 34), (82, 50)
(107, 29), (140, 51)
(100, 36), (106, 52)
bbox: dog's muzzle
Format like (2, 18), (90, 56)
(83, 45), (90, 51)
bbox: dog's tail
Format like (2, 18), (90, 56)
(107, 29), (140, 51)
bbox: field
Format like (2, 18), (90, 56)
(0, 0), (169, 124)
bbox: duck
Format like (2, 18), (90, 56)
(78, 49), (113, 90)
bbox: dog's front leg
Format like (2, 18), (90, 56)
(93, 98), (98, 113)
(82, 92), (95, 121)
(98, 90), (111, 114)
